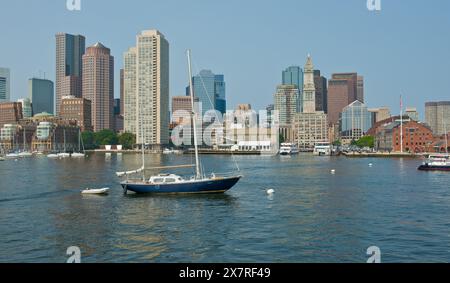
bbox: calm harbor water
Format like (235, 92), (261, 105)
(0, 153), (449, 263)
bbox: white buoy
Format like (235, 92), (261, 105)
(266, 189), (275, 195)
(331, 169), (336, 174)
(369, 163), (373, 167)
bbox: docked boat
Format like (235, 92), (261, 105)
(57, 153), (70, 158)
(117, 50), (242, 195)
(81, 188), (110, 195)
(71, 129), (85, 158)
(0, 156), (5, 161)
(313, 142), (332, 156)
(18, 127), (33, 158)
(418, 154), (450, 171)
(47, 153), (59, 159)
(18, 151), (33, 158)
(163, 148), (175, 155)
(279, 143), (299, 155)
(5, 153), (19, 159)
(57, 129), (70, 158)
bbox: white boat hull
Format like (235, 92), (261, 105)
(81, 188), (110, 195)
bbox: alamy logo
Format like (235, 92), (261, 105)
(67, 0), (81, 11)
(367, 0), (381, 11)
(366, 246), (381, 263)
(66, 246), (81, 263)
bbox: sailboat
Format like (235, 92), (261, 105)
(18, 127), (33, 158)
(6, 131), (19, 159)
(71, 129), (85, 158)
(116, 50), (242, 194)
(57, 129), (70, 158)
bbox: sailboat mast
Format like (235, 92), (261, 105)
(78, 129), (81, 152)
(444, 114), (448, 154)
(23, 127), (26, 151)
(187, 50), (201, 179)
(141, 114), (145, 182)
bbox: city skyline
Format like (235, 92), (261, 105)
(1, 1), (449, 120)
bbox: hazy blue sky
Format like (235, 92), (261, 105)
(1, 0), (449, 118)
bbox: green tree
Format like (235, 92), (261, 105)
(333, 140), (342, 146)
(356, 136), (375, 148)
(82, 131), (96, 150)
(95, 129), (118, 146)
(118, 132), (136, 150)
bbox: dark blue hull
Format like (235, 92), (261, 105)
(121, 176), (242, 194)
(418, 165), (450, 171)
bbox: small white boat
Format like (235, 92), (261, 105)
(163, 148), (175, 154)
(57, 153), (71, 158)
(81, 188), (110, 195)
(18, 152), (33, 158)
(47, 153), (59, 159)
(0, 156), (5, 161)
(6, 153), (19, 159)
(71, 152), (85, 158)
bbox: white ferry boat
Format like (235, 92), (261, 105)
(279, 143), (299, 156)
(313, 142), (332, 156)
(418, 154), (450, 171)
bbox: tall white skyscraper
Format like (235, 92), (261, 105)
(123, 30), (169, 147)
(0, 67), (10, 102)
(124, 47), (137, 135)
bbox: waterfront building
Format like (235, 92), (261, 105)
(29, 78), (54, 115)
(0, 67), (10, 102)
(60, 96), (92, 132)
(282, 66), (303, 112)
(425, 101), (450, 136)
(123, 30), (169, 148)
(327, 72), (359, 124)
(82, 42), (114, 132)
(368, 107), (391, 124)
(18, 98), (33, 118)
(339, 100), (372, 143)
(0, 112), (80, 152)
(292, 55), (328, 150)
(0, 102), (22, 128)
(314, 70), (327, 113)
(375, 120), (434, 153)
(405, 107), (419, 121)
(293, 112), (328, 150)
(55, 33), (86, 115)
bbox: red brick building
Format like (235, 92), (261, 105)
(0, 102), (23, 127)
(375, 120), (435, 153)
(60, 96), (92, 132)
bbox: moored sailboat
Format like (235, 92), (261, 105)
(71, 129), (85, 158)
(117, 50), (242, 194)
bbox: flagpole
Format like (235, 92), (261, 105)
(400, 95), (403, 153)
